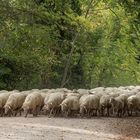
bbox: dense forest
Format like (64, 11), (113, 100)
(0, 0), (140, 90)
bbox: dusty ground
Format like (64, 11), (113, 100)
(0, 116), (140, 140)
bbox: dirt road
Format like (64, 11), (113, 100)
(0, 116), (140, 140)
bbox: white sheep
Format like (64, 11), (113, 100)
(43, 92), (67, 117)
(109, 94), (128, 117)
(22, 92), (43, 117)
(80, 94), (100, 117)
(0, 90), (8, 94)
(0, 93), (11, 116)
(60, 95), (80, 117)
(127, 95), (140, 116)
(4, 93), (26, 116)
(99, 95), (112, 116)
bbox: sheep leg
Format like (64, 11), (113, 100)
(49, 108), (54, 118)
(118, 109), (122, 117)
(64, 110), (68, 117)
(122, 107), (126, 116)
(117, 109), (119, 117)
(33, 108), (38, 117)
(130, 109), (133, 116)
(36, 106), (41, 116)
(1, 109), (4, 117)
(25, 110), (29, 117)
(92, 109), (95, 116)
(19, 110), (22, 116)
(68, 109), (71, 117)
(101, 109), (104, 116)
(87, 109), (90, 117)
(53, 109), (57, 117)
(14, 111), (18, 117)
(127, 109), (132, 116)
(0, 109), (2, 117)
(112, 108), (115, 117)
(135, 109), (138, 116)
(107, 107), (110, 117)
(9, 109), (13, 117)
(95, 109), (98, 116)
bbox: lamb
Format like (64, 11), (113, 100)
(4, 93), (26, 116)
(42, 92), (67, 117)
(99, 95), (111, 116)
(80, 94), (100, 117)
(109, 94), (128, 117)
(22, 92), (43, 117)
(0, 93), (11, 116)
(127, 95), (140, 116)
(60, 95), (80, 117)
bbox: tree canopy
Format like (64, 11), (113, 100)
(0, 0), (140, 90)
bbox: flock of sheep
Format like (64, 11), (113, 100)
(0, 86), (140, 118)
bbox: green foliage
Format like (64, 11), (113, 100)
(0, 0), (139, 90)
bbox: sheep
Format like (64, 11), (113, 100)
(60, 95), (80, 117)
(99, 95), (112, 116)
(36, 91), (53, 115)
(55, 88), (72, 93)
(118, 86), (126, 90)
(89, 87), (105, 94)
(40, 92), (48, 100)
(125, 86), (135, 91)
(0, 90), (8, 94)
(31, 89), (40, 92)
(128, 88), (140, 95)
(20, 91), (32, 96)
(4, 93), (26, 116)
(47, 88), (72, 94)
(22, 92), (43, 117)
(42, 92), (67, 117)
(127, 95), (140, 116)
(80, 94), (100, 117)
(0, 93), (11, 116)
(108, 92), (119, 98)
(109, 94), (128, 117)
(40, 89), (49, 93)
(104, 87), (116, 94)
(136, 92), (140, 97)
(76, 89), (89, 96)
(41, 92), (52, 115)
(66, 92), (81, 98)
